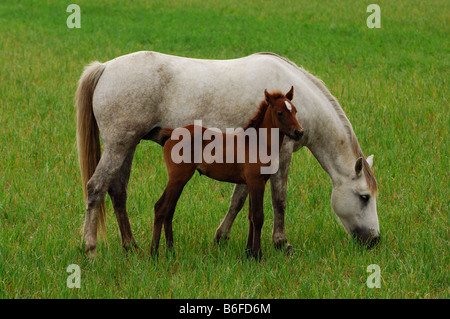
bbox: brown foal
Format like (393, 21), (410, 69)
(151, 87), (303, 259)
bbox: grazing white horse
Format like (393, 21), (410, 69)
(76, 51), (379, 257)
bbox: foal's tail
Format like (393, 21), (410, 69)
(76, 61), (107, 237)
(154, 127), (174, 146)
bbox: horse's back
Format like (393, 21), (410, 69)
(92, 51), (308, 145)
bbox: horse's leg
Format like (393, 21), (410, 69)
(83, 146), (132, 257)
(108, 146), (138, 251)
(270, 141), (294, 254)
(151, 172), (193, 256)
(214, 184), (248, 243)
(248, 181), (265, 260)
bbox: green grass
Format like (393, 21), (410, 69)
(0, 0), (448, 298)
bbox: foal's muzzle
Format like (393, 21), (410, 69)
(292, 129), (304, 141)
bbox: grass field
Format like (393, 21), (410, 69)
(0, 0), (448, 299)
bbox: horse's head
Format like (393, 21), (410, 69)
(264, 86), (304, 141)
(331, 154), (380, 248)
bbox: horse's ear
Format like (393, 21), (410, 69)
(366, 154), (374, 168)
(355, 157), (363, 176)
(285, 86), (294, 101)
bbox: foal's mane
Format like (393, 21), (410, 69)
(243, 91), (284, 130)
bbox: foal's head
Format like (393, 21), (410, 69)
(264, 86), (304, 141)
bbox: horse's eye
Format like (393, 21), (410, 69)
(277, 112), (283, 117)
(359, 194), (370, 202)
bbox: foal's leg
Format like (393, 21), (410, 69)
(108, 146), (138, 251)
(245, 196), (254, 254)
(215, 142), (296, 254)
(270, 140), (294, 253)
(83, 146), (132, 257)
(247, 181), (266, 260)
(162, 178), (190, 251)
(214, 184), (248, 243)
(151, 191), (166, 256)
(151, 183), (182, 256)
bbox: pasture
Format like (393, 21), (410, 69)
(0, 0), (448, 298)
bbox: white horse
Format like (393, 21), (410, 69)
(76, 51), (379, 257)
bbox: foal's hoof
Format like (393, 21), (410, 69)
(213, 232), (230, 245)
(123, 243), (140, 256)
(166, 248), (176, 258)
(150, 248), (159, 259)
(245, 249), (264, 262)
(123, 239), (139, 251)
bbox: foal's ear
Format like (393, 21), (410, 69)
(264, 89), (273, 105)
(285, 86), (294, 101)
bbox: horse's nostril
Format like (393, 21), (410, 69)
(368, 235), (380, 248)
(353, 228), (380, 249)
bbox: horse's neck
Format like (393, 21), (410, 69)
(305, 107), (357, 187)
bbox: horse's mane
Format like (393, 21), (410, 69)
(299, 67), (378, 193)
(243, 91), (284, 130)
(255, 52), (377, 192)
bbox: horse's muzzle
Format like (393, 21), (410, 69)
(352, 227), (380, 249)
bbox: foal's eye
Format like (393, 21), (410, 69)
(359, 195), (370, 202)
(277, 112), (283, 117)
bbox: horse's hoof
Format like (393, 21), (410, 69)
(85, 247), (97, 258)
(273, 236), (289, 251)
(285, 244), (295, 256)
